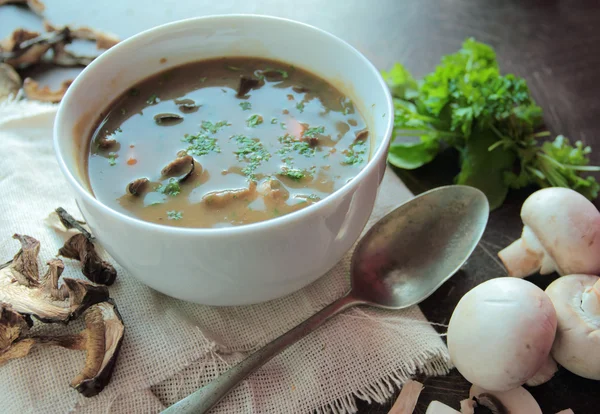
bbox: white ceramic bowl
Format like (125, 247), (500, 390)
(54, 15), (394, 305)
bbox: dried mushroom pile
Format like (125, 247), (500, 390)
(0, 208), (123, 397)
(0, 0), (119, 102)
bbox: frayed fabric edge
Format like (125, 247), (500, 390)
(314, 346), (453, 414)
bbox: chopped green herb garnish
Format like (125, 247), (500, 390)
(146, 94), (159, 105)
(280, 122), (286, 130)
(199, 77), (207, 83)
(156, 178), (181, 196)
(279, 167), (306, 180)
(277, 134), (316, 157)
(246, 114), (263, 127)
(341, 99), (354, 115)
(128, 88), (139, 97)
(239, 101), (252, 111)
(271, 118), (278, 124)
(273, 208), (281, 216)
(303, 126), (325, 139)
(115, 127), (123, 133)
(232, 134), (271, 180)
(296, 102), (305, 113)
(167, 210), (183, 220)
(308, 194), (320, 201)
(183, 133), (220, 156)
(201, 120), (230, 134)
(342, 141), (368, 165)
(108, 153), (117, 166)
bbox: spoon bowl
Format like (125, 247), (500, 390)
(163, 185), (489, 414)
(351, 185), (489, 308)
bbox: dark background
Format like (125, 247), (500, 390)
(3, 1), (599, 412)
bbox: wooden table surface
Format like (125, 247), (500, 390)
(3, 1), (599, 413)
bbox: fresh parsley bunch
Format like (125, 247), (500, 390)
(383, 38), (599, 209)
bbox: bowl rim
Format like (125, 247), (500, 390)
(54, 14), (394, 236)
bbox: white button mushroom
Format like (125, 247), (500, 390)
(469, 385), (542, 414)
(447, 277), (557, 391)
(498, 188), (600, 278)
(424, 401), (460, 414)
(545, 274), (600, 379)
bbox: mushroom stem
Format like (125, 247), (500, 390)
(525, 355), (558, 386)
(581, 278), (600, 314)
(498, 237), (541, 278)
(387, 380), (423, 414)
(425, 401), (460, 414)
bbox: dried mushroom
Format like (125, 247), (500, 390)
(161, 155), (197, 182)
(23, 78), (72, 102)
(0, 0), (45, 15)
(70, 300), (124, 397)
(0, 304), (35, 366)
(127, 178), (149, 196)
(44, 22), (119, 51)
(0, 301), (124, 397)
(0, 12), (120, 103)
(0, 63), (21, 100)
(355, 129), (369, 142)
(0, 28), (68, 68)
(236, 76), (261, 97)
(154, 112), (184, 125)
(203, 181), (257, 208)
(0, 235), (109, 323)
(292, 85), (310, 94)
(59, 234), (117, 286)
(175, 98), (199, 113)
(54, 207), (94, 241)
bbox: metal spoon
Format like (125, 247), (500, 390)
(162, 185), (489, 414)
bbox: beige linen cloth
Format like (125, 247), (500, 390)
(0, 100), (451, 414)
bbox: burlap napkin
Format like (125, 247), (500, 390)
(0, 100), (451, 414)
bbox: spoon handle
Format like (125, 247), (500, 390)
(161, 293), (362, 414)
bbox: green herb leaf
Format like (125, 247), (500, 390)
(455, 130), (515, 210)
(277, 134), (316, 157)
(383, 37), (599, 208)
(381, 63), (419, 100)
(246, 114), (263, 128)
(342, 141), (368, 166)
(200, 120), (230, 134)
(183, 133), (220, 156)
(232, 134), (271, 180)
(167, 210), (183, 220)
(303, 126), (325, 139)
(239, 101), (252, 111)
(146, 94), (160, 105)
(156, 178), (181, 196)
(271, 118), (278, 124)
(279, 167), (306, 180)
(296, 102), (305, 113)
(388, 138), (439, 169)
(108, 153), (117, 166)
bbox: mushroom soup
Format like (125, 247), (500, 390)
(86, 57), (370, 228)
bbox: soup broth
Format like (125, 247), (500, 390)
(87, 57), (370, 228)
